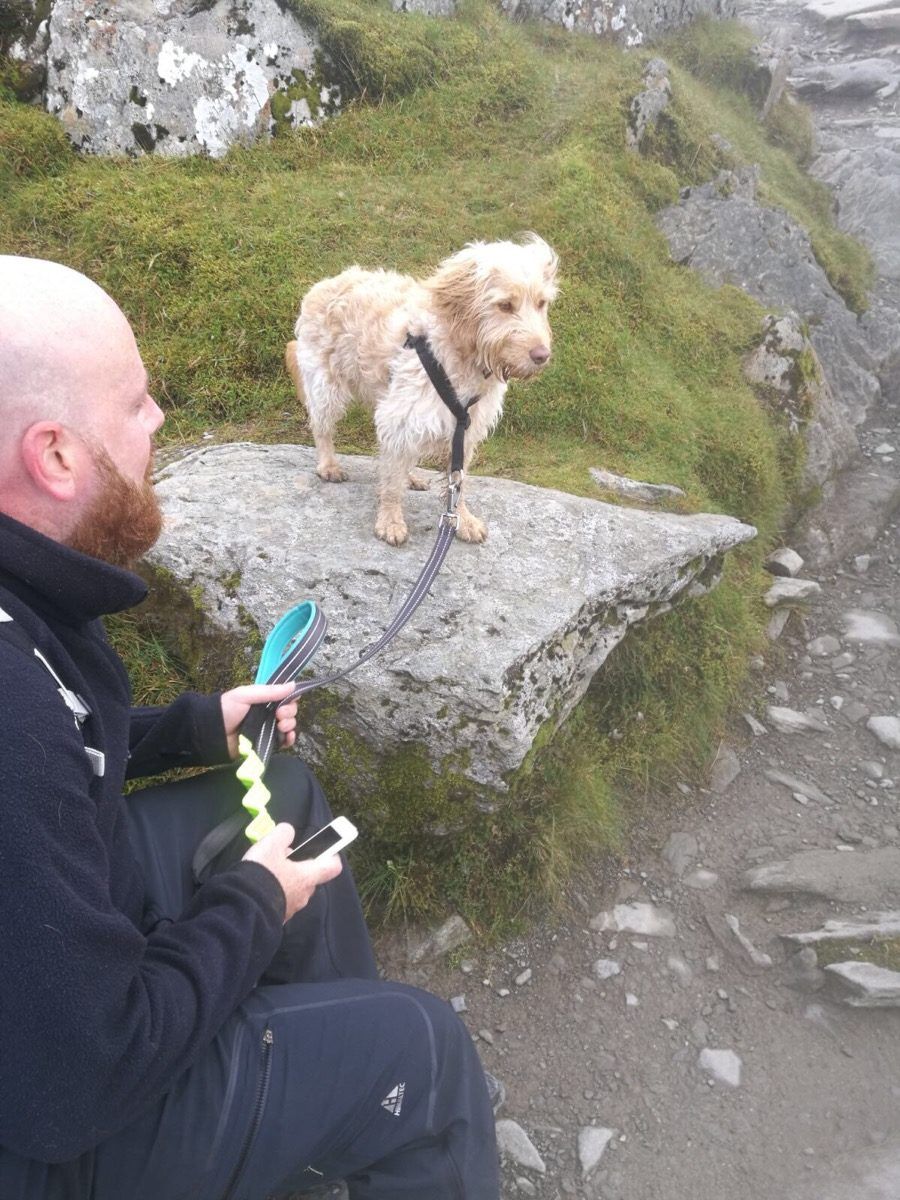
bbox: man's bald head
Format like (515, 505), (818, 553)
(0, 256), (142, 442)
(0, 256), (164, 558)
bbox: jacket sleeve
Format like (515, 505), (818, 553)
(127, 691), (231, 777)
(0, 656), (285, 1163)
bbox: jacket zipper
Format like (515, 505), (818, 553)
(220, 1026), (274, 1200)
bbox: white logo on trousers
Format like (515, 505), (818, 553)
(381, 1083), (406, 1116)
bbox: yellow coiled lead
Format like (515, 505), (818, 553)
(236, 734), (275, 842)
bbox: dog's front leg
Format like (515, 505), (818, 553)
(375, 451), (418, 546)
(449, 446), (487, 544)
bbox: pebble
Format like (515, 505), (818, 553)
(593, 958), (622, 980)
(854, 555), (871, 575)
(764, 578), (822, 607)
(478, 1028), (495, 1045)
(591, 903), (676, 938)
(765, 547), (804, 577)
(766, 706), (829, 734)
(578, 1126), (615, 1178)
(496, 1120), (546, 1174)
(625, 993), (640, 1008)
(662, 832), (698, 877)
(450, 995), (467, 1013)
(808, 635), (841, 657)
(867, 716), (900, 751)
(698, 1048), (742, 1088)
(684, 869), (719, 890)
(831, 651), (856, 669)
(515, 969), (532, 987)
(843, 610), (900, 648)
(744, 712), (768, 736)
(515, 1178), (537, 1197)
(874, 443), (896, 455)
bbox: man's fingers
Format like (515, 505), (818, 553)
(228, 682), (297, 707)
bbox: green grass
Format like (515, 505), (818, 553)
(0, 5), (868, 929)
(814, 938), (900, 973)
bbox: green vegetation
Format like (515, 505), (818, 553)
(814, 938), (900, 974)
(0, 6), (869, 929)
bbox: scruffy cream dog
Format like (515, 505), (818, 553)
(285, 234), (558, 546)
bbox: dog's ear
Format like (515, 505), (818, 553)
(426, 246), (485, 344)
(520, 232), (559, 288)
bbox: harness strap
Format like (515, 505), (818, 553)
(404, 333), (480, 477)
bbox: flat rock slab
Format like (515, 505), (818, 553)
(826, 961), (900, 1006)
(147, 444), (755, 792)
(784, 913), (900, 945)
(744, 848), (900, 904)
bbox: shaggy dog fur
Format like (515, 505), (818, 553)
(285, 234), (559, 546)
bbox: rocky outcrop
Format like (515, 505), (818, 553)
(20, 0), (339, 157)
(657, 167), (880, 428)
(496, 0), (735, 46)
(812, 145), (900, 283)
(742, 312), (860, 489)
(626, 58), (672, 149)
(144, 443), (755, 796)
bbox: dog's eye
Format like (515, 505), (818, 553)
(536, 299), (547, 310)
(498, 300), (515, 313)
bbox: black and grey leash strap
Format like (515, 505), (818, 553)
(243, 334), (481, 771)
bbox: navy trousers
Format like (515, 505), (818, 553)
(89, 756), (500, 1200)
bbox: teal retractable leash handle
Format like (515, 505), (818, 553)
(236, 601), (324, 842)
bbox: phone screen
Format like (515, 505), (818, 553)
(289, 824), (343, 861)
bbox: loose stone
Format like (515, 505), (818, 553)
(744, 713), (768, 736)
(578, 1126), (615, 1178)
(765, 547), (804, 577)
(843, 610), (900, 647)
(593, 959), (622, 980)
(450, 995), (467, 1013)
(725, 914), (773, 968)
(684, 869), (719, 890)
(826, 962), (900, 1007)
(808, 635), (841, 657)
(662, 832), (698, 877)
(867, 716), (900, 751)
(515, 969), (533, 987)
(591, 903), (676, 938)
(764, 578), (822, 607)
(766, 706), (829, 734)
(698, 1048), (742, 1087)
(496, 1121), (547, 1174)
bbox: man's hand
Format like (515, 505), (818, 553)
(221, 682), (298, 759)
(243, 823), (342, 922)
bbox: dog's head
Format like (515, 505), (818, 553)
(426, 234), (559, 382)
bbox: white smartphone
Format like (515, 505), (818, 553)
(289, 815), (358, 863)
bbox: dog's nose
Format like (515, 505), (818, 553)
(530, 345), (551, 365)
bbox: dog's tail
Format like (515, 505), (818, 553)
(284, 340), (305, 402)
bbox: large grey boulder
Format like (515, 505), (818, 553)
(41, 0), (338, 157)
(656, 168), (880, 427)
(813, 145), (900, 283)
(145, 443), (755, 794)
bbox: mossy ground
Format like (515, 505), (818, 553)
(814, 938), (900, 974)
(0, 7), (867, 930)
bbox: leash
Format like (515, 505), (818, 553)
(231, 334), (481, 845)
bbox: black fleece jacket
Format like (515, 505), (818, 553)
(0, 513), (285, 1172)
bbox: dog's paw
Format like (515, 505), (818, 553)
(455, 512), (488, 543)
(375, 514), (409, 546)
(317, 464), (348, 483)
(407, 473), (430, 492)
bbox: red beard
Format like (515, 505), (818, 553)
(68, 444), (163, 569)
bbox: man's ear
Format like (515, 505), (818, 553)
(20, 422), (87, 502)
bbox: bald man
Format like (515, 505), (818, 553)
(0, 258), (499, 1200)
